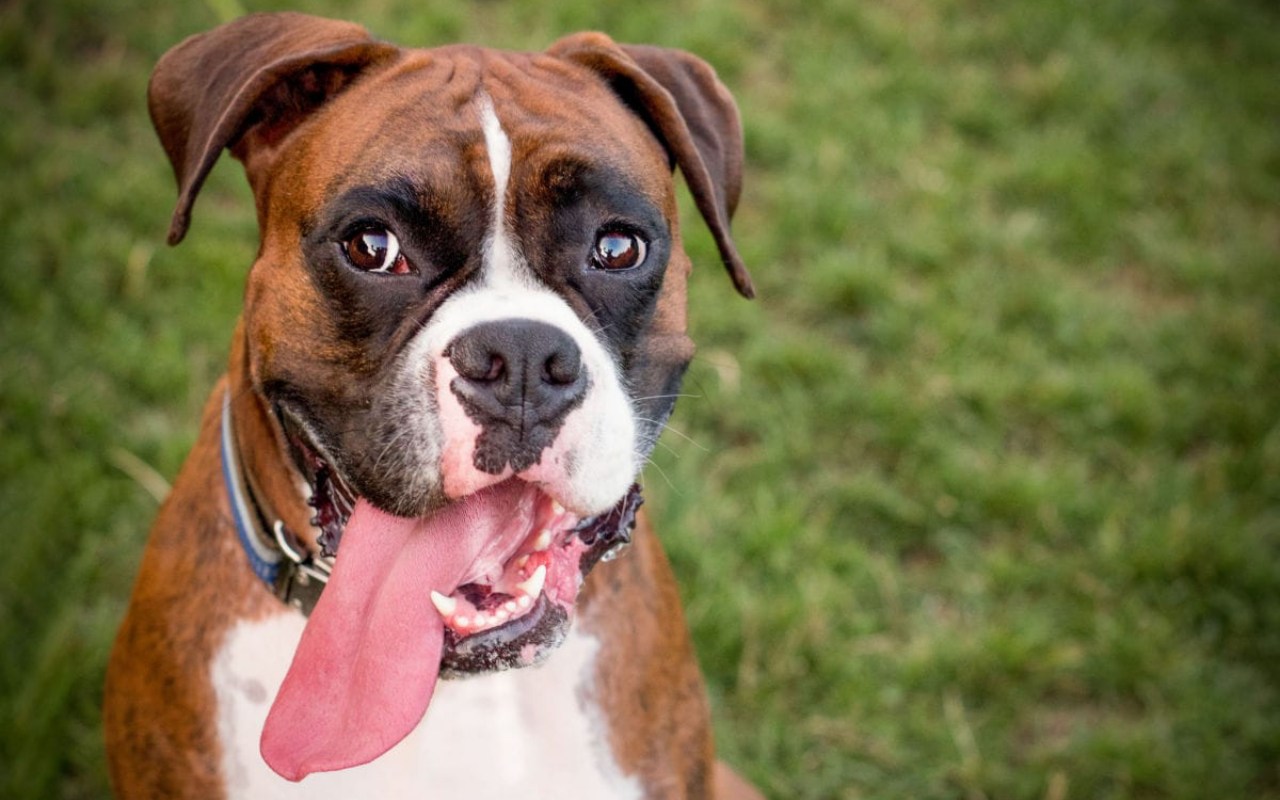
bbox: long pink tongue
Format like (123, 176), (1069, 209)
(260, 488), (520, 780)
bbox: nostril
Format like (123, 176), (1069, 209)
(483, 354), (505, 383)
(447, 338), (507, 384)
(543, 350), (581, 387)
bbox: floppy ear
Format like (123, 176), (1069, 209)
(149, 12), (397, 245)
(548, 34), (755, 299)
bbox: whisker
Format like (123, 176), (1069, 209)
(635, 418), (709, 452)
(631, 393), (703, 403)
(370, 426), (413, 475)
(646, 437), (680, 458)
(638, 452), (678, 492)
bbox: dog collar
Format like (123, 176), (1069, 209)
(220, 390), (332, 614)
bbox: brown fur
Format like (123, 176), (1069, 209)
(104, 378), (273, 797)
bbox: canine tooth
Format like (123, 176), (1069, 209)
(532, 529), (552, 551)
(430, 591), (457, 618)
(517, 564), (547, 598)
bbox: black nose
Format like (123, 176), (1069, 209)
(446, 319), (588, 474)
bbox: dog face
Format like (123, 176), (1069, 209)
(244, 52), (685, 521)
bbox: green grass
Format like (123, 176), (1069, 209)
(2, 0), (1278, 797)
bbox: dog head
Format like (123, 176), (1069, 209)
(150, 12), (751, 777)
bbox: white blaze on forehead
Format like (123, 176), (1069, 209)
(477, 93), (511, 212)
(475, 92), (526, 289)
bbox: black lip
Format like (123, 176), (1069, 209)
(574, 483), (643, 574)
(439, 594), (568, 677)
(276, 408), (356, 557)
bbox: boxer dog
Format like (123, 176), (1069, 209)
(104, 12), (761, 799)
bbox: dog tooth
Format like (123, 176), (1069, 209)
(532, 529), (552, 551)
(430, 591), (457, 618)
(516, 564), (547, 598)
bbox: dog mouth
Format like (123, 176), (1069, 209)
(286, 414), (642, 676)
(260, 411), (643, 780)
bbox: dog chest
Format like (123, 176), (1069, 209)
(211, 613), (642, 799)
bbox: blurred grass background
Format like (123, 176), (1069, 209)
(2, 0), (1278, 797)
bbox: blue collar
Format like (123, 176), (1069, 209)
(219, 390), (331, 612)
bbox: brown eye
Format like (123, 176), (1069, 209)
(344, 227), (410, 274)
(591, 229), (647, 271)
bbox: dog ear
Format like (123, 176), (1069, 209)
(149, 13), (397, 245)
(548, 34), (755, 299)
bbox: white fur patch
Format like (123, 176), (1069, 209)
(212, 613), (642, 799)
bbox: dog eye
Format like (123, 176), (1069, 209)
(590, 229), (647, 272)
(343, 227), (411, 274)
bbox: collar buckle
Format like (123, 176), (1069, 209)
(271, 520), (333, 615)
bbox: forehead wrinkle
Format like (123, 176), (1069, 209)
(296, 53), (488, 199)
(483, 60), (673, 212)
(315, 59), (512, 223)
